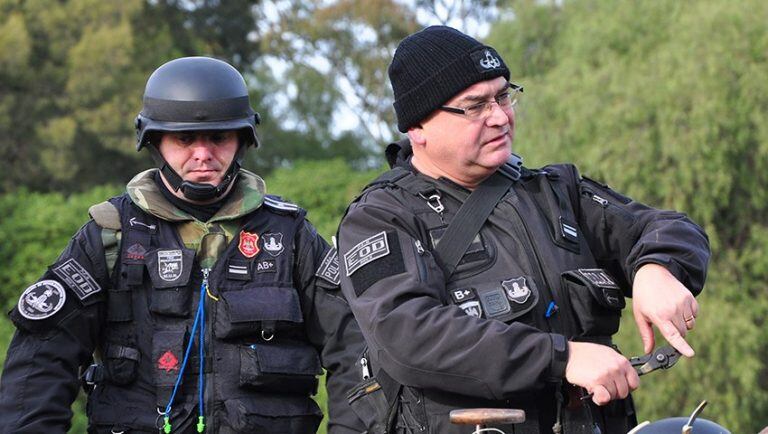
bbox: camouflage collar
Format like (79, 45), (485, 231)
(127, 169), (266, 223)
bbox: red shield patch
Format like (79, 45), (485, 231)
(157, 350), (179, 372)
(239, 231), (260, 258)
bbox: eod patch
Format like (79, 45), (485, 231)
(18, 280), (67, 320)
(344, 231), (405, 296)
(52, 258), (101, 301)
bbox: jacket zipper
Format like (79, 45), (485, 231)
(202, 267), (213, 432)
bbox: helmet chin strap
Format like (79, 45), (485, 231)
(148, 144), (247, 202)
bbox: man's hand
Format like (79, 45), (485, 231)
(632, 263), (699, 357)
(565, 341), (639, 405)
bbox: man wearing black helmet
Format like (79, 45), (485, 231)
(0, 57), (367, 433)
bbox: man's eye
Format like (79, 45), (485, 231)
(209, 133), (226, 143)
(464, 103), (487, 117)
(178, 134), (195, 144)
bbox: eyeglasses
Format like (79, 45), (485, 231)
(440, 83), (523, 120)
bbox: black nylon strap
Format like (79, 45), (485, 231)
(434, 170), (515, 277)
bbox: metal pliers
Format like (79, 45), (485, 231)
(629, 345), (682, 376)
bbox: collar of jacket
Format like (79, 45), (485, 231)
(126, 168), (266, 223)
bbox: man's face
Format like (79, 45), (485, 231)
(158, 130), (239, 186)
(409, 76), (514, 188)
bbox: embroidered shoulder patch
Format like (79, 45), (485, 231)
(344, 231), (389, 276)
(263, 196), (299, 213)
(52, 258), (102, 301)
(316, 247), (341, 285)
(577, 269), (619, 289)
(238, 231), (260, 258)
(18, 280), (67, 320)
(262, 232), (285, 257)
(345, 231), (405, 296)
(157, 250), (183, 282)
(501, 276), (533, 305)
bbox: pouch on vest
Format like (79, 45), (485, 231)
(214, 285), (303, 339)
(152, 329), (187, 406)
(396, 386), (428, 433)
(222, 396), (322, 433)
(103, 344), (141, 386)
(345, 348), (391, 434)
(145, 248), (195, 317)
(562, 269), (625, 337)
(347, 377), (389, 434)
(239, 342), (321, 394)
(451, 278), (539, 324)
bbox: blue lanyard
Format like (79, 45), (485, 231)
(163, 269), (209, 433)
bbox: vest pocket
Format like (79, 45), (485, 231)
(146, 248), (195, 317)
(222, 396), (322, 433)
(562, 269), (625, 337)
(239, 342), (321, 394)
(215, 285), (303, 339)
(347, 377), (390, 433)
(103, 344), (141, 386)
(149, 287), (191, 317)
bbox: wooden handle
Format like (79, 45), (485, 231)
(449, 408), (525, 425)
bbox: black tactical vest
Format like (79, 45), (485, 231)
(361, 164), (634, 434)
(86, 194), (323, 433)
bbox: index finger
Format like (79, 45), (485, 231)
(660, 321), (695, 357)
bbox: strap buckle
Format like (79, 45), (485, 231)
(419, 191), (444, 214)
(81, 363), (104, 389)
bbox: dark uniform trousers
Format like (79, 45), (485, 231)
(0, 193), (365, 433)
(338, 147), (709, 434)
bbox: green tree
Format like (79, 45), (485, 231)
(0, 0), (376, 193)
(489, 0), (768, 430)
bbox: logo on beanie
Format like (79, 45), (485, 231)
(479, 50), (501, 69)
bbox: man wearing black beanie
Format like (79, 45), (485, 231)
(338, 26), (709, 433)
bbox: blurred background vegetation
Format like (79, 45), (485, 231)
(0, 0), (766, 432)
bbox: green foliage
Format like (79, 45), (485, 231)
(0, 185), (121, 432)
(0, 0), (374, 194)
(489, 0), (768, 430)
(263, 159), (382, 239)
(0, 185), (122, 310)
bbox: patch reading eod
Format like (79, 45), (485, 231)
(344, 231), (390, 276)
(344, 231), (405, 296)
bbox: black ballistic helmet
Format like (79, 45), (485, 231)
(135, 56), (261, 201)
(135, 56), (260, 150)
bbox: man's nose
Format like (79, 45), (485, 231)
(486, 102), (510, 127)
(190, 138), (216, 159)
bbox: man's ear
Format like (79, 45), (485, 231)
(407, 126), (426, 147)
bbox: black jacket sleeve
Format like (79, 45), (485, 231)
(338, 192), (566, 401)
(0, 221), (107, 433)
(294, 220), (368, 434)
(558, 164), (710, 295)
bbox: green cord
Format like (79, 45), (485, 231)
(197, 415), (206, 432)
(163, 416), (171, 433)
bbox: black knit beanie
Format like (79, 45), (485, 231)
(388, 26), (510, 133)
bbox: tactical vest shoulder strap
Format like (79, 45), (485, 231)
(89, 201), (122, 230)
(529, 164), (582, 254)
(89, 200), (123, 276)
(362, 166), (438, 200)
(263, 195), (302, 215)
(363, 167), (410, 191)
